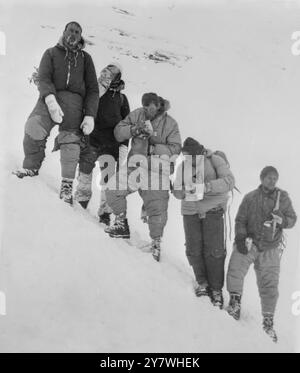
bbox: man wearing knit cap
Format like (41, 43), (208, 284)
(172, 137), (235, 309)
(226, 166), (297, 342)
(13, 21), (99, 204)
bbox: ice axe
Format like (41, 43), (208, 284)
(272, 190), (281, 239)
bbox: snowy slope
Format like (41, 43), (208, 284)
(0, 172), (291, 353)
(0, 0), (299, 352)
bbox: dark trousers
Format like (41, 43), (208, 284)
(79, 142), (119, 175)
(183, 210), (226, 291)
(22, 91), (84, 179)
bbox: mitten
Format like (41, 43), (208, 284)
(45, 94), (64, 124)
(80, 116), (95, 135)
(130, 123), (145, 137)
(143, 120), (153, 137)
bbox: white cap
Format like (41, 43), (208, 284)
(107, 61), (123, 74)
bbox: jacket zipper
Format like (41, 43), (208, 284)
(66, 61), (71, 87)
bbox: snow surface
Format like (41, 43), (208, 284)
(0, 0), (299, 352)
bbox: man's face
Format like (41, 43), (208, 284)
(98, 67), (113, 89)
(98, 65), (121, 89)
(143, 103), (159, 120)
(261, 172), (278, 191)
(63, 23), (82, 48)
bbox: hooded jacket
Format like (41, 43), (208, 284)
(113, 100), (181, 159)
(90, 89), (130, 148)
(37, 37), (99, 118)
(172, 150), (235, 216)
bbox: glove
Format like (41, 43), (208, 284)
(130, 123), (144, 137)
(143, 120), (153, 136)
(271, 210), (286, 227)
(235, 234), (248, 255)
(80, 116), (94, 135)
(130, 121), (153, 138)
(45, 94), (64, 123)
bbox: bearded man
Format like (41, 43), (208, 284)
(14, 22), (99, 205)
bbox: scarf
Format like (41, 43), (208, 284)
(57, 35), (85, 67)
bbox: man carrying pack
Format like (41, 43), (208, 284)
(172, 137), (235, 309)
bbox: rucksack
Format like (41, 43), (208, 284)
(208, 150), (241, 194)
(214, 150), (230, 167)
(208, 150), (239, 243)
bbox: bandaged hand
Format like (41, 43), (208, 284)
(45, 94), (64, 123)
(80, 116), (95, 135)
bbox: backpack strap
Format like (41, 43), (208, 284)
(208, 151), (241, 194)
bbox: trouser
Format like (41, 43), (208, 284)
(23, 113), (55, 171)
(75, 169), (114, 215)
(105, 166), (169, 239)
(183, 210), (226, 291)
(23, 116), (81, 179)
(75, 143), (120, 214)
(227, 244), (281, 315)
(22, 92), (83, 179)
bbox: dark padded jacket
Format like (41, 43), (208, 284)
(235, 185), (297, 251)
(38, 44), (99, 118)
(90, 89), (130, 148)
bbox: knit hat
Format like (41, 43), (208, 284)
(260, 166), (279, 180)
(107, 61), (123, 74)
(182, 137), (205, 155)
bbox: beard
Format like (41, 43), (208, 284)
(64, 34), (80, 49)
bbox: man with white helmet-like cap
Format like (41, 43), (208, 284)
(75, 62), (130, 225)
